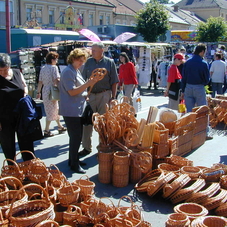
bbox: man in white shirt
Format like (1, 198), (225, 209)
(210, 52), (227, 98)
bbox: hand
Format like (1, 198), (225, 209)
(180, 93), (184, 100)
(36, 93), (41, 99)
(164, 90), (168, 97)
(88, 77), (99, 86)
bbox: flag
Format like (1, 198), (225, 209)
(78, 29), (101, 42)
(113, 32), (136, 44)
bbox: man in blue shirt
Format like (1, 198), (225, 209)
(181, 43), (210, 112)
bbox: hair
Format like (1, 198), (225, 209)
(119, 52), (130, 63)
(220, 45), (226, 50)
(0, 53), (11, 68)
(67, 48), (88, 64)
(46, 51), (59, 64)
(215, 52), (222, 59)
(194, 43), (207, 55)
(92, 42), (104, 49)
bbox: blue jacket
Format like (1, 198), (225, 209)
(182, 55), (210, 92)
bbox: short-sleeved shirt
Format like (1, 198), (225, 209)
(210, 60), (226, 83)
(82, 56), (119, 93)
(167, 64), (182, 83)
(59, 64), (86, 117)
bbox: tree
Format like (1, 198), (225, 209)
(156, 0), (169, 3)
(196, 16), (227, 42)
(135, 0), (170, 42)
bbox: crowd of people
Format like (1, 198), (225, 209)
(0, 42), (226, 173)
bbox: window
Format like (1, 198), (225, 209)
(26, 8), (32, 21)
(0, 1), (13, 12)
(89, 14), (93, 26)
(36, 9), (42, 23)
(116, 19), (121, 25)
(49, 10), (54, 24)
(100, 15), (103, 25)
(106, 15), (110, 25)
(60, 11), (65, 24)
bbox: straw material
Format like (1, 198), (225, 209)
(170, 179), (206, 204)
(158, 163), (180, 174)
(6, 183), (55, 227)
(211, 163), (227, 174)
(220, 175), (227, 190)
(163, 174), (191, 199)
(201, 167), (225, 182)
(191, 215), (227, 227)
(166, 155), (193, 167)
(174, 202), (208, 222)
(147, 172), (176, 197)
(180, 166), (201, 179)
(0, 207), (9, 227)
(35, 220), (60, 227)
(215, 202), (227, 217)
(186, 182), (220, 204)
(54, 203), (67, 224)
(63, 205), (82, 226)
(48, 164), (66, 185)
(201, 189), (227, 210)
(165, 213), (190, 227)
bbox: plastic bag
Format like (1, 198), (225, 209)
(178, 99), (186, 113)
(117, 90), (124, 101)
(133, 88), (142, 113)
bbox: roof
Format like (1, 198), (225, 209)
(71, 0), (114, 7)
(174, 0), (227, 10)
(106, 0), (137, 15)
(11, 28), (79, 36)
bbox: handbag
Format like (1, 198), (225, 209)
(49, 85), (60, 101)
(168, 79), (181, 101)
(82, 102), (94, 126)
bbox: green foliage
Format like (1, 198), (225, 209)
(155, 0), (169, 3)
(135, 0), (170, 42)
(196, 17), (227, 42)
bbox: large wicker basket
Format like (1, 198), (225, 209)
(6, 183), (55, 227)
(191, 215), (227, 227)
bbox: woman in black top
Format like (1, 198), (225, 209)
(0, 53), (34, 162)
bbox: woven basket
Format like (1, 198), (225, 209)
(166, 155), (193, 167)
(56, 181), (80, 207)
(163, 174), (191, 199)
(63, 205), (82, 226)
(54, 203), (67, 224)
(186, 182), (220, 204)
(158, 163), (180, 174)
(48, 164), (66, 185)
(79, 197), (98, 216)
(170, 179), (206, 204)
(201, 189), (227, 210)
(201, 167), (225, 182)
(135, 169), (162, 193)
(1, 159), (24, 183)
(220, 175), (227, 190)
(165, 213), (190, 227)
(98, 151), (113, 184)
(74, 175), (95, 201)
(180, 166), (201, 179)
(174, 202), (208, 222)
(147, 172), (176, 197)
(0, 208), (8, 227)
(191, 215), (227, 227)
(215, 202), (227, 217)
(35, 220), (59, 227)
(211, 163), (227, 174)
(0, 176), (28, 218)
(6, 183), (55, 227)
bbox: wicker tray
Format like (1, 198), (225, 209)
(170, 178), (206, 204)
(166, 155), (193, 167)
(163, 174), (191, 200)
(180, 166), (201, 179)
(191, 215), (227, 227)
(158, 163), (180, 174)
(186, 182), (220, 204)
(174, 202), (208, 222)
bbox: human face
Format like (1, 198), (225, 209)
(51, 58), (58, 65)
(0, 67), (10, 77)
(92, 46), (103, 61)
(175, 58), (182, 66)
(73, 56), (86, 69)
(119, 55), (125, 63)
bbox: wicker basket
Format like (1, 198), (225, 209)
(0, 208), (8, 227)
(174, 202), (208, 222)
(158, 163), (180, 174)
(48, 164), (66, 185)
(98, 151), (113, 184)
(186, 182), (220, 204)
(201, 189), (227, 210)
(35, 220), (60, 227)
(201, 168), (225, 182)
(170, 179), (206, 204)
(165, 213), (190, 227)
(1, 159), (24, 183)
(166, 155), (193, 167)
(211, 163), (227, 174)
(6, 183), (55, 227)
(215, 202), (227, 217)
(54, 203), (67, 224)
(220, 175), (227, 190)
(63, 205), (82, 226)
(163, 174), (191, 199)
(74, 175), (95, 201)
(191, 215), (227, 227)
(180, 166), (201, 179)
(56, 182), (80, 207)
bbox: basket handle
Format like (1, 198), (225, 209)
(0, 176), (24, 190)
(2, 159), (21, 171)
(117, 195), (134, 209)
(35, 220), (59, 227)
(14, 150), (36, 162)
(7, 183), (51, 219)
(66, 205), (82, 215)
(79, 174), (90, 181)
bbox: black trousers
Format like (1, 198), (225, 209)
(63, 116), (83, 168)
(0, 117), (34, 162)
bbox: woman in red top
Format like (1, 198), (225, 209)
(118, 52), (138, 105)
(164, 53), (184, 110)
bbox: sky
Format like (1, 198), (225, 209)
(140, 0), (180, 3)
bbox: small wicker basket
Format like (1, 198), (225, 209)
(180, 166), (201, 179)
(201, 167), (225, 182)
(165, 213), (190, 227)
(191, 215), (227, 227)
(158, 163), (180, 174)
(166, 155), (193, 167)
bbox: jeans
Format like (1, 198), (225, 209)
(211, 82), (223, 98)
(184, 84), (207, 112)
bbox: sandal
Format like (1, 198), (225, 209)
(58, 126), (67, 134)
(44, 130), (54, 137)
